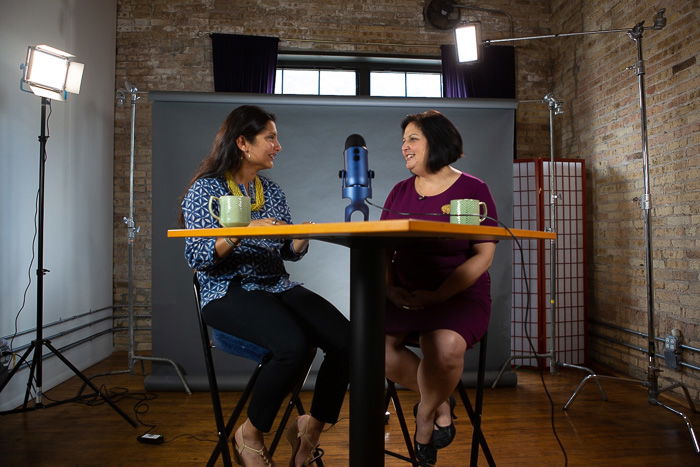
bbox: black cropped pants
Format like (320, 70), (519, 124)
(203, 283), (350, 432)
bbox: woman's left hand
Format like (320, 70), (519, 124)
(291, 220), (314, 253)
(408, 289), (445, 308)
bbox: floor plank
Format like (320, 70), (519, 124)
(1, 352), (698, 466)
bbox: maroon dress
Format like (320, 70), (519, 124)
(380, 172), (498, 346)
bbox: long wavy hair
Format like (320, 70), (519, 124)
(179, 105), (276, 225)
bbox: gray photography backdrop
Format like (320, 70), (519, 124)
(150, 92), (516, 390)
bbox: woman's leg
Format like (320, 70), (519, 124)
(278, 286), (350, 425)
(385, 332), (420, 390)
(277, 286), (350, 466)
(415, 329), (467, 443)
(203, 285), (314, 433)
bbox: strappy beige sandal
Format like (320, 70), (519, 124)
(233, 420), (274, 467)
(284, 416), (324, 467)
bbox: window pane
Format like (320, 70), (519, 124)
(370, 72), (405, 97)
(274, 69), (282, 94)
(406, 73), (442, 97)
(282, 69), (319, 95)
(320, 70), (356, 96)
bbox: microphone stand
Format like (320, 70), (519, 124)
(0, 97), (137, 426)
(110, 83), (191, 394)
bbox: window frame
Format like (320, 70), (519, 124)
(276, 51), (443, 96)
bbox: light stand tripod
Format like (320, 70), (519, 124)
(470, 8), (698, 452)
(559, 17), (698, 453)
(111, 83), (191, 394)
(491, 94), (605, 383)
(0, 97), (137, 427)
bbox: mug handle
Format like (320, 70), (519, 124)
(208, 196), (221, 223)
(478, 201), (488, 222)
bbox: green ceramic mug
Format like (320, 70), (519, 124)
(449, 198), (488, 225)
(208, 195), (251, 227)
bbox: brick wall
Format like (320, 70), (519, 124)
(113, 0), (700, 402)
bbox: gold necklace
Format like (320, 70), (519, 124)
(225, 173), (265, 211)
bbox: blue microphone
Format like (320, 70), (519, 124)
(339, 134), (374, 221)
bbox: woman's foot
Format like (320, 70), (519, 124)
(233, 419), (274, 467)
(432, 396), (457, 449)
(414, 402), (437, 466)
(414, 397), (457, 450)
(285, 414), (324, 467)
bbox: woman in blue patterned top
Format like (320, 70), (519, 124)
(181, 105), (349, 467)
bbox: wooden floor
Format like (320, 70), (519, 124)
(1, 352), (698, 466)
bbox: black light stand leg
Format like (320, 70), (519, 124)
(0, 97), (137, 428)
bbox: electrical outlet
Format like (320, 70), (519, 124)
(663, 329), (682, 370)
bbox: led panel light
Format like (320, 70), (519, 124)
(455, 23), (482, 63)
(23, 45), (84, 100)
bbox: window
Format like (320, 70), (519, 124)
(275, 52), (443, 98)
(370, 71), (442, 98)
(275, 69), (357, 95)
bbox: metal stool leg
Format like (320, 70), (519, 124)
(459, 334), (495, 467)
(385, 379), (417, 461)
(269, 348), (317, 456)
(197, 311), (233, 467)
(206, 359), (265, 467)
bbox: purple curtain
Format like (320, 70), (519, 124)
(441, 44), (515, 99)
(211, 34), (279, 93)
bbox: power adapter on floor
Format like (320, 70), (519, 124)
(137, 433), (164, 445)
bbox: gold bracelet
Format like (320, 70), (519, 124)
(224, 237), (239, 248)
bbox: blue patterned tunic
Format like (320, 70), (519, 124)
(182, 175), (305, 308)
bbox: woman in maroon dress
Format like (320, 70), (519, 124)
(381, 110), (498, 465)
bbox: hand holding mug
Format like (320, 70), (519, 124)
(208, 195), (251, 227)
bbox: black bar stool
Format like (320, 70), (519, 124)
(192, 274), (323, 467)
(385, 333), (495, 466)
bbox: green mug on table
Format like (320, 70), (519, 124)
(208, 195), (251, 227)
(449, 198), (488, 225)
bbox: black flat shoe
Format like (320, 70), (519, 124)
(414, 437), (437, 466)
(433, 396), (457, 449)
(414, 396), (457, 450)
(432, 422), (456, 449)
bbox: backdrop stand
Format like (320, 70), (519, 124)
(0, 97), (137, 427)
(111, 83), (191, 394)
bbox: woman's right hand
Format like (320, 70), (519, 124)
(248, 217), (280, 227)
(387, 285), (423, 310)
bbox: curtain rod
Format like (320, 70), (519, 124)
(197, 31), (441, 49)
(280, 37), (440, 49)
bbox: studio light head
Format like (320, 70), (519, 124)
(23, 44), (84, 101)
(455, 22), (482, 63)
